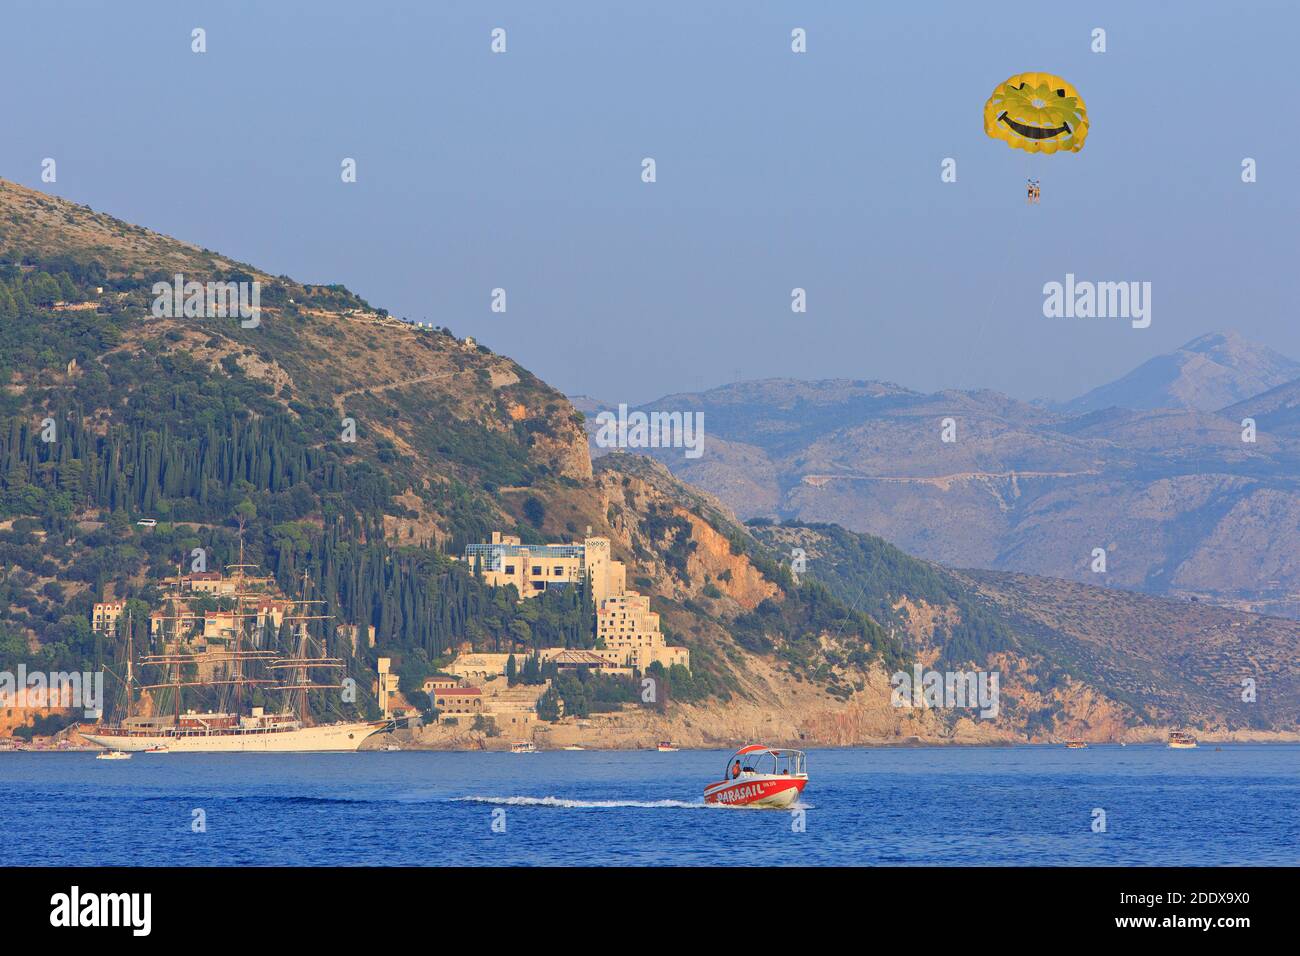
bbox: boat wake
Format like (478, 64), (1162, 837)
(452, 795), (720, 810)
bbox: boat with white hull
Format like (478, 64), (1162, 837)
(87, 560), (389, 755)
(704, 745), (808, 808)
(82, 714), (385, 753)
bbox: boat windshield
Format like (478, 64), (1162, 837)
(725, 748), (805, 777)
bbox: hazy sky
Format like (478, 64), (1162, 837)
(3, 1), (1297, 406)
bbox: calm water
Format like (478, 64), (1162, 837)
(2, 745), (1296, 866)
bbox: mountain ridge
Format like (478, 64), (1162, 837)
(1, 177), (1294, 744)
(574, 335), (1300, 619)
(1060, 330), (1300, 415)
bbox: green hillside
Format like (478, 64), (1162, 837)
(0, 178), (905, 731)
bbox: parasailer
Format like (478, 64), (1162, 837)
(985, 72), (1088, 202)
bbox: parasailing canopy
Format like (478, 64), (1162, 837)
(984, 72), (1089, 155)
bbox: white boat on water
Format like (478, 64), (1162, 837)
(82, 710), (387, 753)
(511, 741), (537, 754)
(95, 750), (131, 760)
(656, 741), (679, 752)
(1168, 731), (1198, 749)
(562, 745), (585, 751)
(83, 562), (386, 754)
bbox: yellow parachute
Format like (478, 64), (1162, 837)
(984, 72), (1088, 155)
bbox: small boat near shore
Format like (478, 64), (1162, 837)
(1065, 740), (1087, 749)
(1168, 731), (1198, 749)
(95, 750), (132, 760)
(704, 745), (807, 809)
(656, 741), (679, 752)
(562, 745), (585, 751)
(511, 741), (537, 754)
(142, 745), (169, 754)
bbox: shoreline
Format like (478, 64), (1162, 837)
(10, 714), (1296, 754)
(363, 727), (1300, 753)
(5, 738), (1299, 755)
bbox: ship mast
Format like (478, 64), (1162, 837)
(98, 606), (137, 726)
(268, 568), (344, 725)
(230, 537), (247, 713)
(224, 535), (266, 713)
(172, 558), (182, 724)
(138, 549), (277, 707)
(124, 607), (133, 722)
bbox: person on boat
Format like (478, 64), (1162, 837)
(732, 759), (742, 779)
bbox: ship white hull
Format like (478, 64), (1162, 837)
(82, 721), (386, 753)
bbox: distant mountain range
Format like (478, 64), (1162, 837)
(1058, 331), (1300, 415)
(576, 334), (1300, 619)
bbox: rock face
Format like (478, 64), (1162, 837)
(595, 454), (779, 610)
(743, 523), (1299, 741)
(575, 338), (1300, 619)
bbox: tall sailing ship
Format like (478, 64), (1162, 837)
(81, 558), (386, 753)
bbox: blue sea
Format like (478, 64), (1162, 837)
(2, 745), (1296, 866)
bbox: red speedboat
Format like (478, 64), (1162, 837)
(704, 745), (808, 808)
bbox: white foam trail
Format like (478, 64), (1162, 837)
(452, 795), (815, 811)
(453, 795), (719, 810)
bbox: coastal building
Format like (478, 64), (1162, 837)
(541, 648), (632, 677)
(433, 687), (483, 715)
(92, 602), (125, 634)
(158, 571), (276, 596)
(449, 653), (515, 681)
(147, 601), (287, 644)
(454, 531), (690, 675)
(479, 677), (542, 729)
(594, 592), (689, 671)
(375, 658), (401, 719)
(460, 532), (625, 607)
(422, 675), (461, 694)
(186, 571), (231, 594)
(150, 609), (195, 639)
(249, 601), (288, 643)
(201, 611), (239, 642)
(449, 648), (634, 679)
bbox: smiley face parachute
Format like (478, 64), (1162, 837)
(984, 72), (1088, 155)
